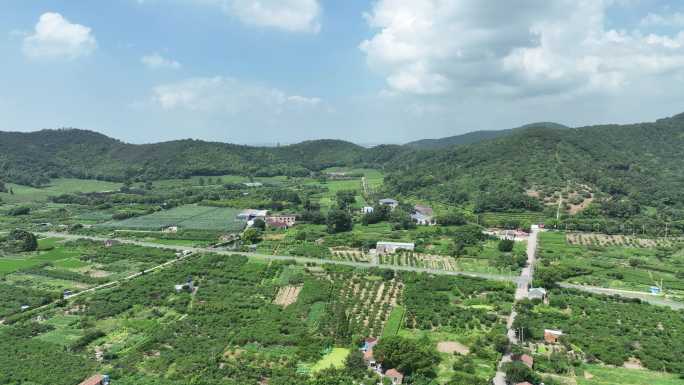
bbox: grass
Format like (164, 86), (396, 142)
(0, 178), (122, 203)
(577, 365), (684, 385)
(101, 204), (245, 231)
(382, 306), (405, 338)
(0, 246), (83, 275)
(310, 348), (350, 373)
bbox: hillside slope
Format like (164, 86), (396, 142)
(0, 129), (367, 185)
(385, 114), (684, 214)
(404, 122), (568, 150)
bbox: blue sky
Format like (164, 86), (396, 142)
(2, 1), (684, 144)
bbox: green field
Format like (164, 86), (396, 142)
(0, 245), (82, 275)
(100, 205), (245, 231)
(381, 306), (405, 338)
(577, 365), (684, 385)
(0, 178), (122, 203)
(310, 348), (350, 373)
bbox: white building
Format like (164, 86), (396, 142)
(237, 209), (269, 221)
(362, 206), (374, 214)
(378, 198), (399, 209)
(376, 241), (415, 254)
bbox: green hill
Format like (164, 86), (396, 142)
(404, 122), (568, 150)
(384, 113), (684, 224)
(0, 129), (367, 186)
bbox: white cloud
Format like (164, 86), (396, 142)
(151, 76), (323, 113)
(641, 12), (684, 27)
(191, 0), (321, 33)
(22, 12), (97, 60)
(141, 53), (182, 69)
(360, 0), (684, 97)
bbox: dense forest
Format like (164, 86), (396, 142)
(3, 112), (684, 227)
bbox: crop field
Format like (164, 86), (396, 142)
(0, 239), (178, 318)
(0, 178), (122, 203)
(329, 271), (404, 337)
(101, 205), (245, 231)
(537, 231), (684, 295)
(566, 232), (682, 248)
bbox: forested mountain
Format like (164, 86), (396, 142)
(0, 129), (368, 185)
(3, 113), (684, 223)
(384, 113), (684, 219)
(403, 122), (568, 150)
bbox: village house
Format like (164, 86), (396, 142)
(360, 337), (381, 373)
(544, 329), (564, 344)
(378, 198), (399, 209)
(513, 353), (534, 369)
(411, 204), (435, 225)
(528, 287), (547, 301)
(384, 368), (404, 384)
(376, 241), (415, 255)
(266, 215), (296, 228)
(362, 206), (374, 214)
(78, 374), (110, 385)
(243, 182), (263, 187)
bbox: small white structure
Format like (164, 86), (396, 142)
(21, 305), (30, 311)
(376, 241), (415, 255)
(411, 212), (435, 225)
(362, 206), (374, 214)
(379, 198), (399, 209)
(163, 226), (179, 233)
(237, 209), (268, 221)
(243, 182), (263, 187)
(528, 287), (547, 301)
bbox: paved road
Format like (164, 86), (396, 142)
(493, 227), (539, 385)
(37, 232), (516, 282)
(559, 283), (684, 310)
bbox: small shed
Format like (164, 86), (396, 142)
(379, 198), (399, 209)
(528, 287), (547, 301)
(544, 329), (563, 344)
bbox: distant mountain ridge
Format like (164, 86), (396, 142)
(404, 122), (569, 150)
(0, 129), (369, 185)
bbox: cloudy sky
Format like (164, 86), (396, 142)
(3, 0), (684, 144)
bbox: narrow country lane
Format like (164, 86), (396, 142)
(493, 226), (539, 385)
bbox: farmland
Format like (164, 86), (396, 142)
(536, 231), (684, 298)
(100, 205), (245, 231)
(0, 178), (122, 204)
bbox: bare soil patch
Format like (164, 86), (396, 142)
(623, 357), (645, 370)
(437, 341), (470, 355)
(273, 285), (302, 307)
